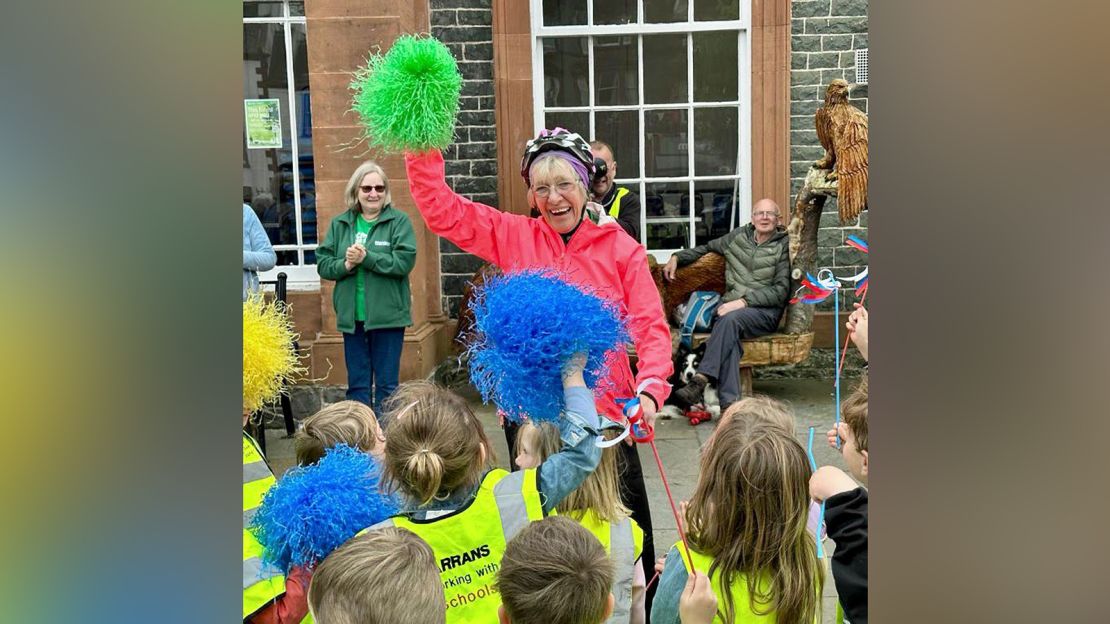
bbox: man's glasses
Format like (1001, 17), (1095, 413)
(753, 210), (779, 219)
(360, 184), (386, 194)
(532, 180), (577, 198)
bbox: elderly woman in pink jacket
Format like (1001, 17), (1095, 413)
(404, 128), (673, 611)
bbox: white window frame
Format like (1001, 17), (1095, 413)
(530, 0), (752, 262)
(244, 0), (319, 289)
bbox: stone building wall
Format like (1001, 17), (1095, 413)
(790, 0), (869, 311)
(430, 0), (498, 318)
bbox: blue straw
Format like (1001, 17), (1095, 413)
(806, 427), (826, 559)
(834, 288), (842, 449)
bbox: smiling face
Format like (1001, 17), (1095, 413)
(750, 198), (781, 238)
(358, 171), (386, 216)
(528, 156), (587, 234)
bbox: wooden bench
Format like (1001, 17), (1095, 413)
(673, 329), (814, 396)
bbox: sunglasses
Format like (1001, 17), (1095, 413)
(360, 184), (386, 194)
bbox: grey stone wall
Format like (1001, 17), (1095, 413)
(431, 0), (498, 317)
(791, 0), (869, 311)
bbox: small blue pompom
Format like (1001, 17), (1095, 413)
(248, 445), (399, 573)
(466, 270), (629, 423)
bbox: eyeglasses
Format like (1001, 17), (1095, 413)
(532, 180), (577, 198)
(753, 210), (780, 219)
(360, 184), (386, 194)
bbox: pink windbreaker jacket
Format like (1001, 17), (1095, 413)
(405, 150), (673, 420)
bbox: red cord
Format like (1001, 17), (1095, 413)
(649, 439), (694, 570)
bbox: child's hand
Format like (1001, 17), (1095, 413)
(654, 555), (667, 576)
(561, 352), (587, 387)
(846, 303), (868, 361)
(809, 466), (859, 502)
(679, 571), (717, 624)
(827, 423), (849, 451)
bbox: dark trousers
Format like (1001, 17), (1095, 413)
(342, 322), (404, 417)
(698, 306), (782, 407)
(503, 420), (658, 620)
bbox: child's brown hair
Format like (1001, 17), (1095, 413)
(496, 516), (615, 624)
(841, 375), (868, 452)
(685, 418), (823, 622)
(307, 527), (444, 624)
(517, 422), (631, 523)
(720, 394), (796, 436)
(381, 380), (494, 506)
(294, 400), (382, 466)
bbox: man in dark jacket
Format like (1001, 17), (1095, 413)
(590, 140), (641, 242)
(663, 198), (790, 410)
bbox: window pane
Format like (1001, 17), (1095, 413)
(643, 35), (687, 104)
(243, 1), (284, 18)
(291, 24), (315, 248)
(244, 22), (298, 262)
(695, 0), (738, 21)
(545, 111), (589, 137)
(693, 107), (738, 175)
(594, 36), (638, 106)
(593, 0), (635, 25)
(645, 0), (687, 23)
(693, 31), (737, 102)
(693, 180), (739, 245)
(594, 110), (640, 179)
(543, 0), (587, 26)
(543, 38), (588, 107)
(644, 182), (690, 250)
(645, 109), (688, 177)
(289, 1), (305, 16)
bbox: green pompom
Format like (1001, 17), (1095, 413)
(350, 34), (462, 152)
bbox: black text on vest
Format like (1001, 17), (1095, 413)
(440, 544), (492, 571)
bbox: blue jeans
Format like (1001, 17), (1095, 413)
(342, 323), (405, 416)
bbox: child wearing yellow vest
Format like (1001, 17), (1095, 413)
(515, 421), (647, 624)
(651, 417), (824, 623)
(364, 355), (601, 623)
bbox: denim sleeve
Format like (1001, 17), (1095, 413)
(536, 386), (601, 514)
(243, 205), (276, 271)
(649, 546), (687, 624)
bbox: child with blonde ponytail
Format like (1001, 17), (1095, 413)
(364, 354), (601, 623)
(651, 417), (824, 623)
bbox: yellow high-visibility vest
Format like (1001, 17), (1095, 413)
(364, 468), (544, 623)
(676, 541), (821, 623)
(569, 508), (643, 624)
(608, 186), (631, 218)
(243, 433), (285, 620)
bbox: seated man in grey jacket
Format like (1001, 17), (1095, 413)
(663, 198), (790, 410)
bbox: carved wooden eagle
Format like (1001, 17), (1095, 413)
(815, 79), (869, 223)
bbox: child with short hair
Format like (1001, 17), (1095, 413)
(495, 515), (615, 624)
(651, 417), (824, 623)
(307, 527), (444, 624)
(364, 355), (601, 623)
(813, 375), (869, 623)
(294, 400), (385, 466)
(515, 422), (647, 623)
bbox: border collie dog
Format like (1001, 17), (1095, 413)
(661, 343), (720, 419)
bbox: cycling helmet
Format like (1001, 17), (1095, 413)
(520, 128), (595, 187)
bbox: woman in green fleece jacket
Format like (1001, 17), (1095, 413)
(317, 161), (416, 415)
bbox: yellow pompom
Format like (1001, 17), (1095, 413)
(243, 295), (304, 413)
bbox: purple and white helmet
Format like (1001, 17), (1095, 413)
(520, 128), (595, 187)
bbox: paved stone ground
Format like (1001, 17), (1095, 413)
(262, 377), (849, 622)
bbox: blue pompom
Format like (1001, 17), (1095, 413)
(248, 445), (399, 573)
(466, 270), (629, 423)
